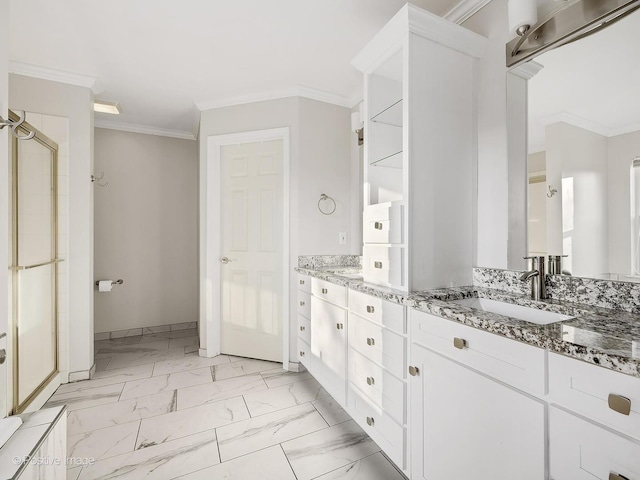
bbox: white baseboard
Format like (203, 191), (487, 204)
(286, 362), (305, 372)
(68, 368), (92, 383)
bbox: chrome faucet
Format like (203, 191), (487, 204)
(520, 256), (547, 300)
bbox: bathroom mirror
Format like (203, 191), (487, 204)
(519, 7), (640, 279)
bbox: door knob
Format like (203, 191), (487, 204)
(408, 365), (419, 376)
(220, 257), (231, 264)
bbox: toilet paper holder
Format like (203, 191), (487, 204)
(95, 279), (124, 287)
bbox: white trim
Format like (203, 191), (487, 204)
(541, 112), (615, 137)
(443, 0), (492, 24)
(195, 85), (353, 111)
(9, 61), (99, 93)
(351, 4), (488, 74)
(509, 61), (544, 80)
(95, 119), (196, 140)
(201, 128), (291, 368)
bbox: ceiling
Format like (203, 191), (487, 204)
(9, 0), (470, 139)
(528, 7), (640, 153)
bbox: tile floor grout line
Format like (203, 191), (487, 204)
(279, 443), (301, 480)
(308, 451), (382, 480)
(133, 418), (143, 451)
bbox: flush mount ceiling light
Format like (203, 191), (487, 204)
(93, 100), (121, 115)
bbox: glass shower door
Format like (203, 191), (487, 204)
(11, 113), (59, 413)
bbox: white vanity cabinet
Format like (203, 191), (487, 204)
(296, 274), (311, 368)
(347, 289), (408, 470)
(309, 278), (348, 406)
(352, 4), (487, 292)
(548, 352), (640, 480)
(408, 310), (546, 480)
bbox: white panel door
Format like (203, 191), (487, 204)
(220, 140), (283, 362)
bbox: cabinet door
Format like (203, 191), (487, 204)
(550, 406), (640, 480)
(311, 296), (347, 403)
(409, 344), (546, 480)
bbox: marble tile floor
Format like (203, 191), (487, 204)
(44, 329), (407, 480)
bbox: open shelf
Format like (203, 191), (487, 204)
(370, 150), (403, 168)
(371, 99), (403, 127)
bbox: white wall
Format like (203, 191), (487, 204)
(0, 0), (10, 417)
(10, 74), (95, 381)
(94, 128), (198, 333)
(199, 96), (354, 362)
(608, 130), (640, 274)
(546, 122), (609, 277)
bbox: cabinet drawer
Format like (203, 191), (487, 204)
(348, 313), (405, 379)
(349, 348), (405, 424)
(349, 387), (405, 469)
(297, 314), (310, 345)
(363, 245), (404, 288)
(297, 273), (311, 293)
(348, 289), (405, 333)
(550, 406), (640, 480)
(298, 338), (311, 368)
(411, 310), (546, 396)
(311, 278), (347, 308)
(297, 292), (311, 318)
(549, 353), (640, 441)
(363, 202), (403, 244)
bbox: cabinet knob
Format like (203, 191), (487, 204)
(321, 288), (328, 294)
(366, 376), (375, 386)
(608, 394), (631, 416)
(366, 416), (375, 426)
(336, 323), (344, 330)
(299, 279), (305, 285)
(374, 261), (383, 269)
(299, 326), (305, 332)
(366, 305), (375, 314)
(299, 351), (305, 357)
(408, 365), (420, 376)
(366, 337), (375, 346)
(299, 301), (305, 306)
(374, 221), (383, 230)
(609, 473), (630, 480)
(453, 337), (468, 350)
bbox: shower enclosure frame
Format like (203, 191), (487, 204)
(9, 110), (60, 414)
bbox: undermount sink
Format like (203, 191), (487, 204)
(449, 297), (575, 325)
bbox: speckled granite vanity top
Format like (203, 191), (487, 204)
(296, 266), (640, 378)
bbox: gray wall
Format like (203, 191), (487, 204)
(94, 128), (198, 333)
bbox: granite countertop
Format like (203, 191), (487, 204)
(295, 267), (640, 379)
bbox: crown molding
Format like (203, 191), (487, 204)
(509, 61), (544, 80)
(541, 112), (614, 137)
(195, 85), (353, 111)
(443, 0), (492, 24)
(9, 61), (99, 93)
(95, 119), (196, 140)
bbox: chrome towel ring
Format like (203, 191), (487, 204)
(318, 194), (336, 215)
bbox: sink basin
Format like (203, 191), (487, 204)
(449, 298), (575, 325)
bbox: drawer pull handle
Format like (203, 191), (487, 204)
(299, 326), (305, 332)
(453, 337), (468, 349)
(374, 222), (383, 230)
(608, 394), (631, 416)
(336, 323), (344, 330)
(374, 261), (383, 269)
(366, 305), (375, 314)
(366, 416), (375, 426)
(299, 280), (305, 285)
(409, 365), (420, 376)
(321, 288), (328, 294)
(299, 301), (305, 306)
(366, 337), (375, 346)
(609, 474), (630, 480)
(299, 351), (305, 357)
(366, 376), (375, 386)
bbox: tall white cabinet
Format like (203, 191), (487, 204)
(352, 4), (487, 291)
